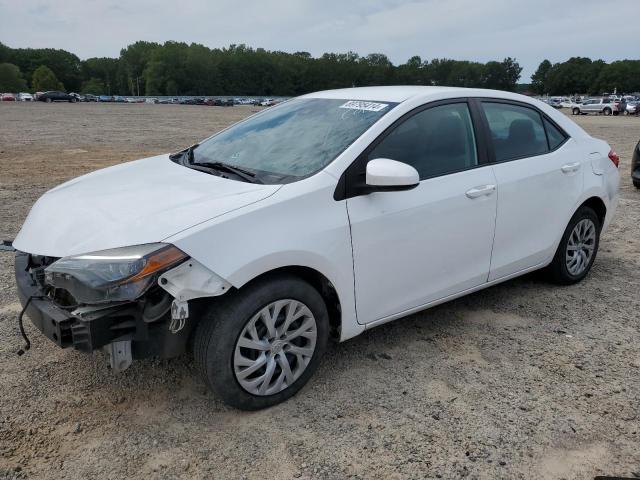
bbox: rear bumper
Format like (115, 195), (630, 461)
(14, 252), (192, 358)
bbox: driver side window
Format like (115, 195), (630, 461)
(367, 102), (478, 180)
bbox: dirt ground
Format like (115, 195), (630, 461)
(0, 102), (639, 480)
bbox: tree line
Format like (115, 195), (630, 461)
(1, 40), (637, 97)
(530, 57), (640, 95)
(0, 41), (522, 96)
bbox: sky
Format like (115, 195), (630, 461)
(0, 0), (637, 82)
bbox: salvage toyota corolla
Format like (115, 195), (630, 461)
(13, 86), (620, 410)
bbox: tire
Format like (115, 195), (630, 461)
(547, 206), (601, 285)
(633, 179), (640, 189)
(70, 98), (77, 103)
(603, 107), (612, 116)
(194, 273), (329, 410)
(45, 98), (52, 103)
(572, 107), (580, 116)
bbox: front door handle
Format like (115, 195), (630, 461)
(465, 184), (496, 199)
(561, 162), (581, 173)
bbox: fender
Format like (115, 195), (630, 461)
(164, 173), (364, 342)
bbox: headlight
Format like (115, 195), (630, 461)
(45, 243), (188, 304)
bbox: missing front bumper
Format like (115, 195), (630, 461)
(14, 251), (193, 359)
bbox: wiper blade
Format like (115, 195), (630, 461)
(193, 161), (264, 184)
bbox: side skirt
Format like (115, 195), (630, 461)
(363, 260), (550, 331)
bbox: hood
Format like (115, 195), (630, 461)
(13, 154), (280, 257)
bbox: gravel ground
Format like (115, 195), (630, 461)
(0, 102), (639, 480)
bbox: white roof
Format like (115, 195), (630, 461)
(303, 85), (531, 104)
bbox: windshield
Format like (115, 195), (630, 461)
(192, 98), (396, 182)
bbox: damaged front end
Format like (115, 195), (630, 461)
(14, 244), (230, 371)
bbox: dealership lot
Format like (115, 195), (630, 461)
(1, 102), (639, 479)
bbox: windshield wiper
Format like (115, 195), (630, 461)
(193, 161), (264, 184)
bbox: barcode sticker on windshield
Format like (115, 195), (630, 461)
(339, 101), (389, 112)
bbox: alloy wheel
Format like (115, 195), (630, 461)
(565, 218), (596, 276)
(233, 299), (317, 396)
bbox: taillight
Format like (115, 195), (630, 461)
(608, 149), (619, 168)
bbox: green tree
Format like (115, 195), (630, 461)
(531, 59), (552, 94)
(6, 47), (81, 91)
(80, 77), (106, 94)
(544, 57), (605, 95)
(81, 57), (120, 94)
(591, 60), (640, 94)
(0, 42), (10, 63)
(32, 65), (64, 91)
(120, 41), (160, 95)
(483, 57), (522, 91)
(0, 63), (28, 91)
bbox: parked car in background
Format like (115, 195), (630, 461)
(70, 93), (85, 102)
(547, 97), (563, 108)
(572, 98), (617, 116)
(37, 91), (77, 103)
(16, 92), (34, 101)
(145, 98), (159, 104)
(624, 101), (639, 116)
(560, 97), (576, 108)
(632, 139), (640, 189)
(84, 94), (99, 102)
(205, 98), (234, 107)
(12, 86), (620, 409)
(98, 95), (114, 102)
(1, 93), (16, 101)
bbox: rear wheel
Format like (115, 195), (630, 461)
(193, 274), (329, 410)
(547, 206), (600, 285)
(572, 107), (580, 115)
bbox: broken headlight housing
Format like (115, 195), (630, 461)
(44, 243), (188, 304)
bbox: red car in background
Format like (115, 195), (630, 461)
(1, 93), (16, 101)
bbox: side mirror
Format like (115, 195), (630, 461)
(365, 158), (420, 191)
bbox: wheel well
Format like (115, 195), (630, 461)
(580, 197), (606, 227)
(241, 266), (342, 340)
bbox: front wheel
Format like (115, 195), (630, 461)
(193, 274), (329, 410)
(572, 107), (580, 115)
(603, 107), (612, 116)
(45, 98), (52, 103)
(547, 206), (601, 285)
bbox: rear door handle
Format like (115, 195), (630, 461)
(465, 184), (496, 199)
(561, 162), (581, 173)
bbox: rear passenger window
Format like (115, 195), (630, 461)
(368, 103), (478, 180)
(544, 118), (567, 150)
(482, 102), (548, 162)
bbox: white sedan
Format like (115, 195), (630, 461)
(13, 86), (620, 409)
